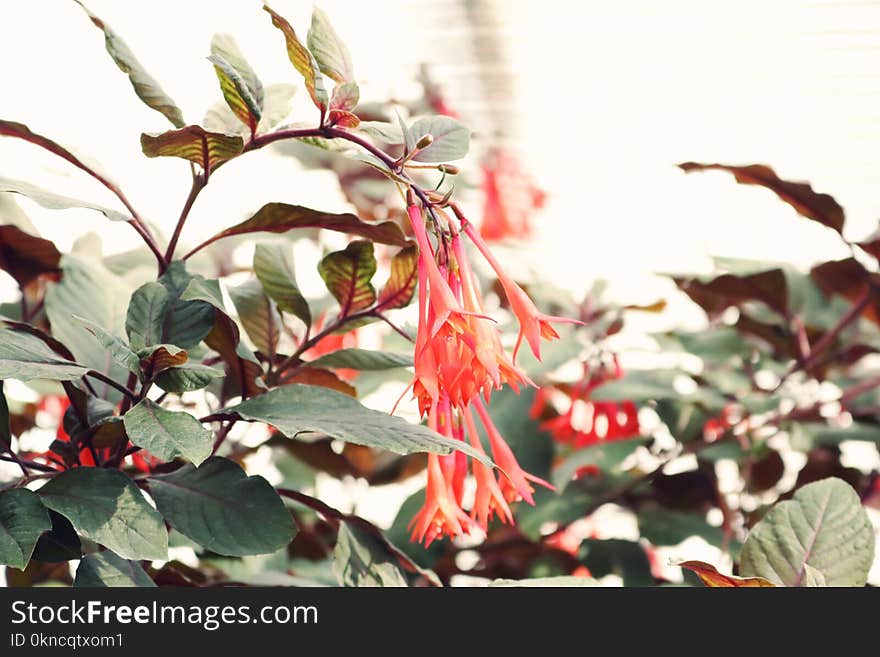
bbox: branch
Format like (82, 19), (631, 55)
(84, 371), (137, 401)
(164, 173), (207, 265)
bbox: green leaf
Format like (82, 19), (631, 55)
(637, 509), (724, 548)
(579, 539), (654, 587)
(70, 314), (140, 376)
(800, 422), (880, 446)
(74, 1), (185, 128)
(126, 261), (216, 351)
(31, 511), (82, 563)
(141, 126), (244, 171)
(678, 162), (845, 235)
(74, 550), (156, 587)
(209, 33), (263, 134)
(318, 240), (376, 316)
(552, 437), (646, 489)
(123, 400), (213, 466)
(192, 203), (407, 258)
(0, 489), (51, 569)
(148, 457), (296, 557)
(377, 244), (418, 311)
(223, 384), (494, 465)
(181, 278), (265, 398)
(357, 121), (405, 145)
(253, 242), (311, 326)
(0, 177), (130, 223)
(154, 363), (225, 394)
(264, 4), (328, 113)
(738, 477), (875, 586)
(307, 348), (412, 371)
(229, 279), (280, 355)
(409, 116), (470, 162)
(489, 577), (599, 587)
(38, 468), (167, 561)
(396, 109), (415, 153)
(45, 255), (132, 398)
(591, 369), (726, 410)
(333, 522), (408, 587)
(0, 328), (89, 382)
(307, 7), (354, 84)
(0, 224), (61, 286)
(125, 281), (169, 351)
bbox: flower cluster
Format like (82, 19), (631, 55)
(404, 200), (579, 545)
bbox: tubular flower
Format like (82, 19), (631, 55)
(405, 201), (569, 543)
(462, 222), (582, 362)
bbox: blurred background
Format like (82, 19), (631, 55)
(4, 0), (879, 295)
(2, 0), (879, 586)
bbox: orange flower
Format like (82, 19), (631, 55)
(463, 407), (513, 530)
(408, 453), (473, 546)
(463, 223), (581, 362)
(473, 398), (553, 505)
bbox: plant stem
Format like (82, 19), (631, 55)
(781, 286), (872, 382)
(164, 173), (207, 265)
(84, 371), (138, 401)
(0, 454), (57, 473)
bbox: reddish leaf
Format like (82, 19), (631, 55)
(140, 345), (189, 380)
(679, 561), (775, 587)
(328, 109), (360, 128)
(810, 258), (880, 324)
(318, 241), (377, 317)
(678, 162), (845, 235)
(674, 268), (788, 318)
(140, 126), (244, 172)
(377, 244), (418, 311)
(205, 314), (265, 401)
(0, 121), (115, 184)
(188, 203), (406, 258)
(263, 4), (328, 114)
(0, 225), (61, 286)
(279, 366), (356, 397)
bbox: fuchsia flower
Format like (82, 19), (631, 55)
(404, 201), (573, 544)
(463, 223), (582, 362)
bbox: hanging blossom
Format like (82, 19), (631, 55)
(403, 197), (581, 545)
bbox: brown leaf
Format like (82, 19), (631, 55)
(205, 314), (264, 401)
(188, 202), (406, 259)
(0, 224), (61, 286)
(810, 258), (880, 324)
(280, 366), (356, 397)
(679, 561), (775, 587)
(140, 345), (189, 380)
(679, 162), (845, 235)
(674, 268), (788, 318)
